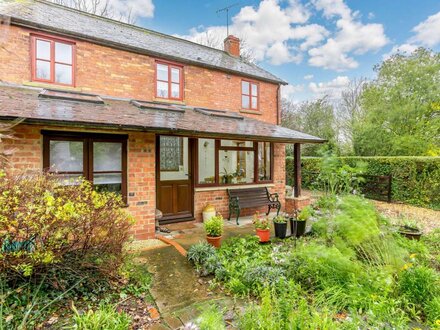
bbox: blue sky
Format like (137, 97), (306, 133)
(127, 0), (440, 102)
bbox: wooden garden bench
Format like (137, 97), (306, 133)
(227, 187), (281, 225)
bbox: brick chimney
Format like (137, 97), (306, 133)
(224, 35), (240, 57)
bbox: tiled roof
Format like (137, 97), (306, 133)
(0, 86), (324, 143)
(0, 0), (286, 85)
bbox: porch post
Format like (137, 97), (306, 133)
(293, 143), (301, 198)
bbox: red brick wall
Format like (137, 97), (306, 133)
(0, 24), (279, 124)
(194, 143), (286, 221)
(3, 124), (156, 240)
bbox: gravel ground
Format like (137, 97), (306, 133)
(373, 200), (440, 233)
(303, 190), (439, 234)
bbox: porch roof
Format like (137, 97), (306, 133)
(0, 86), (325, 144)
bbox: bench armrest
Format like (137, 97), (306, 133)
(269, 193), (279, 202)
(229, 196), (240, 206)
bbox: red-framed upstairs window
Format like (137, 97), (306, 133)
(241, 80), (259, 110)
(155, 61), (183, 101)
(31, 34), (75, 86)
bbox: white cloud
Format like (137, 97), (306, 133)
(177, 0), (387, 70)
(304, 74), (314, 80)
(383, 43), (418, 59)
(409, 11), (440, 47)
(281, 84), (304, 100)
(308, 0), (388, 71)
(309, 75), (350, 99)
(367, 12), (375, 20)
(383, 11), (440, 59)
(109, 0), (154, 19)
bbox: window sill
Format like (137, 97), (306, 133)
(195, 183), (274, 192)
(153, 98), (186, 105)
(24, 81), (81, 91)
(240, 109), (261, 115)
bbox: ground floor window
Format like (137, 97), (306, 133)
(42, 131), (127, 201)
(196, 138), (273, 186)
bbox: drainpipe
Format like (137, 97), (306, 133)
(276, 84), (281, 125)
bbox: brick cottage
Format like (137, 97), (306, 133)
(0, 0), (323, 239)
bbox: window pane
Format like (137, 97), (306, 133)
(171, 68), (180, 83)
(36, 60), (51, 80)
(49, 140), (83, 172)
(252, 96), (258, 109)
(221, 140), (253, 148)
(251, 83), (258, 96)
(56, 174), (82, 186)
(93, 173), (122, 194)
(55, 63), (72, 84)
(258, 142), (272, 181)
(242, 95), (250, 109)
(55, 42), (72, 64)
(157, 64), (168, 81)
(157, 81), (169, 98)
(219, 149), (254, 184)
(93, 142), (122, 171)
(242, 81), (250, 95)
(171, 83), (180, 98)
(198, 138), (215, 184)
(36, 39), (50, 60)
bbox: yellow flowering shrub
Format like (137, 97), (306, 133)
(0, 171), (133, 277)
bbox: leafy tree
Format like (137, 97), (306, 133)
(281, 97), (339, 156)
(353, 48), (440, 156)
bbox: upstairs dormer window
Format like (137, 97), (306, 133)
(241, 80), (259, 111)
(31, 34), (75, 86)
(155, 61), (183, 101)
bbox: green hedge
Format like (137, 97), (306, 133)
(286, 156), (440, 210)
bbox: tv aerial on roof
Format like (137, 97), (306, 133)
(216, 2), (240, 37)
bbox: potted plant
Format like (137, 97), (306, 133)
(290, 206), (312, 238)
(397, 219), (422, 240)
(253, 212), (271, 243)
(204, 214), (224, 248)
(273, 215), (288, 239)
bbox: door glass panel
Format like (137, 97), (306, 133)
(160, 136), (189, 181)
(49, 140), (83, 172)
(93, 142), (122, 171)
(198, 138), (215, 184)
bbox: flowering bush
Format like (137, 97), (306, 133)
(0, 171), (133, 278)
(253, 212), (271, 230)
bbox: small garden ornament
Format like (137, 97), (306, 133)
(204, 214), (224, 248)
(253, 212), (271, 243)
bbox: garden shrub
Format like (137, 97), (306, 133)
(424, 296), (440, 326)
(187, 242), (219, 276)
(0, 172), (133, 281)
(72, 303), (131, 330)
(398, 265), (440, 306)
(287, 156), (440, 209)
(196, 304), (226, 330)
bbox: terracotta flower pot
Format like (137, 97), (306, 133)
(256, 228), (270, 242)
(206, 235), (222, 248)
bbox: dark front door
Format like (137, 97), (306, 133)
(156, 136), (193, 223)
